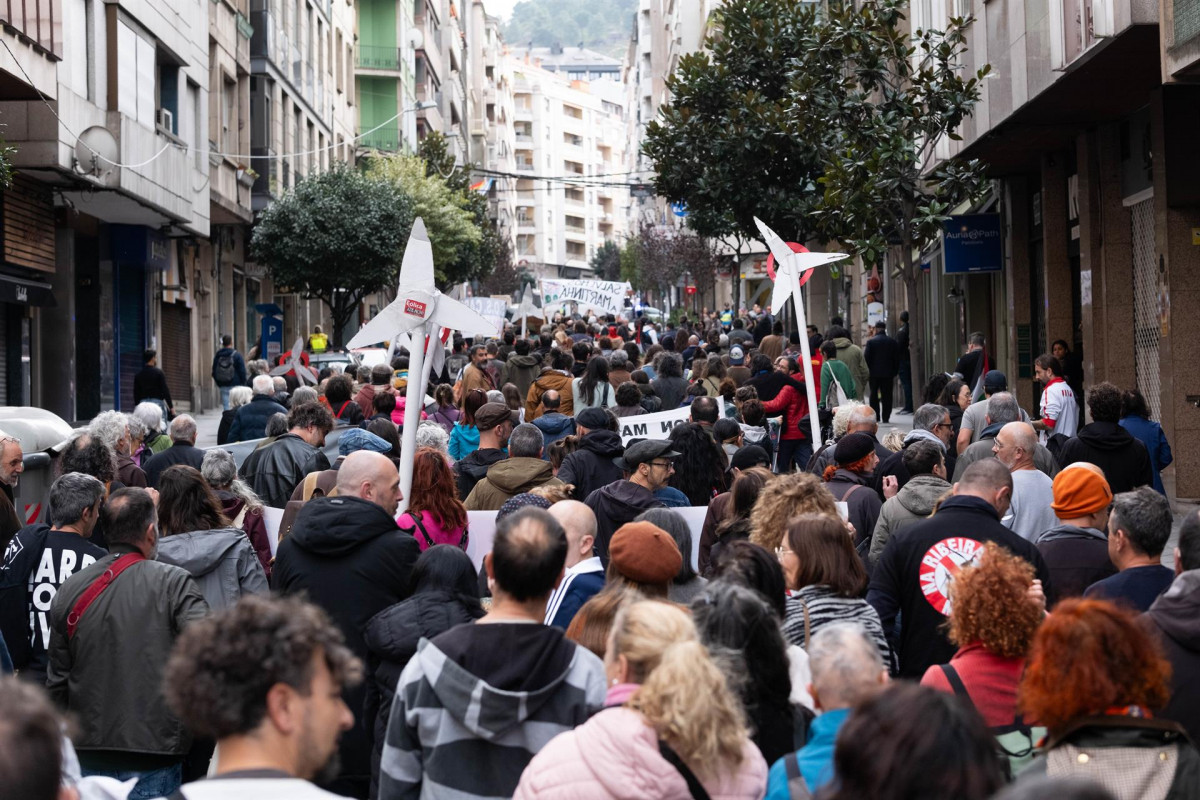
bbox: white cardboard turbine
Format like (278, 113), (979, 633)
(752, 217), (849, 450)
(347, 217), (496, 513)
(270, 337), (318, 385)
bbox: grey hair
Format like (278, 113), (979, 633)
(200, 449), (263, 512)
(229, 386), (253, 408)
(272, 376), (287, 392)
(132, 402), (165, 434)
(414, 420), (449, 453)
(985, 392), (1021, 426)
(847, 404), (877, 428)
(508, 423), (544, 458)
(88, 411), (129, 452)
(487, 389), (505, 404)
(609, 349), (629, 368)
(169, 415), (197, 443)
(913, 403), (949, 432)
(251, 374), (275, 395)
(807, 622), (885, 708)
(264, 413), (289, 438)
(125, 414), (147, 442)
(1110, 486), (1173, 558)
(48, 472), (106, 528)
(831, 405), (857, 440)
(291, 386), (319, 406)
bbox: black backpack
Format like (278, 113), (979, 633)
(213, 351), (236, 384)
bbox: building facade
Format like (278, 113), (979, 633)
(355, 0), (419, 154)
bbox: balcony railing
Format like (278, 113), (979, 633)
(358, 127), (402, 152)
(357, 45), (402, 70)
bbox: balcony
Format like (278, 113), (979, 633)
(250, 10), (292, 66)
(358, 126), (402, 151)
(251, 146), (277, 208)
(516, 162), (535, 172)
(357, 45), (403, 71)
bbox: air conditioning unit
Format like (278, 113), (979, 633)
(157, 108), (174, 132)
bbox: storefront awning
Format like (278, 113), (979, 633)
(0, 274), (55, 307)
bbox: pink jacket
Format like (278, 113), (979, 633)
(390, 396), (429, 426)
(513, 707), (767, 800)
(397, 509), (467, 551)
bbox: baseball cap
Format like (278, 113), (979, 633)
(983, 371), (1008, 391)
(614, 439), (680, 471)
(730, 346), (746, 365)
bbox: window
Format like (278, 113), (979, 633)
(156, 56), (180, 135)
(117, 21), (156, 128)
(222, 77), (237, 152)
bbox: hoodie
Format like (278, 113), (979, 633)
(531, 412), (576, 457)
(1034, 524), (1116, 605)
(455, 447), (506, 501)
(869, 474), (951, 566)
(379, 623), (606, 800)
(1055, 421), (1154, 494)
(464, 458), (565, 511)
(559, 430), (626, 501)
(156, 528), (268, 612)
(830, 336), (870, 397)
(873, 429), (956, 499)
(1145, 570), (1200, 743)
(507, 354), (543, 400)
(273, 496), (420, 794)
(584, 480), (665, 567)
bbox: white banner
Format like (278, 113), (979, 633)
(540, 279), (631, 314)
(617, 406), (696, 444)
(464, 297), (506, 335)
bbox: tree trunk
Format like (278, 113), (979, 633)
(902, 242), (926, 402)
(730, 244), (742, 315)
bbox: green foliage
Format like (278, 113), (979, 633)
(367, 152), (480, 282)
(250, 164), (414, 346)
(590, 240), (622, 282)
(503, 0), (636, 58)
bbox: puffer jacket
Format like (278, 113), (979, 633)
(526, 369), (575, 420)
(869, 474), (951, 566)
(464, 458), (564, 510)
(239, 433), (331, 509)
(47, 544), (209, 757)
(228, 393), (288, 442)
(362, 590), (485, 798)
(156, 528), (269, 612)
(559, 430), (625, 501)
(532, 412), (576, 457)
(506, 354), (543, 400)
(830, 336), (870, 397)
(514, 706), (767, 800)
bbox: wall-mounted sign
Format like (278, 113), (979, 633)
(943, 214), (1002, 274)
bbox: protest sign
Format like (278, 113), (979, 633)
(464, 297), (506, 334)
(540, 279), (630, 314)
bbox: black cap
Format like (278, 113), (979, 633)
(614, 439), (680, 470)
(730, 445), (770, 471)
(576, 407), (610, 430)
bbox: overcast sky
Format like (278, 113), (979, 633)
(484, 0), (520, 22)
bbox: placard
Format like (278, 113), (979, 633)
(540, 279), (631, 314)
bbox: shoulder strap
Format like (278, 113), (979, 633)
(800, 597), (812, 648)
(783, 752), (813, 800)
(302, 471), (320, 501)
(402, 513), (437, 549)
(939, 663), (974, 708)
(658, 740), (713, 800)
(841, 483), (863, 503)
(67, 553), (146, 638)
(336, 400), (353, 419)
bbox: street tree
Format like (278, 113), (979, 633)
(621, 223), (719, 311)
(590, 240), (622, 282)
(251, 164), (414, 346)
(641, 0), (822, 314)
(792, 0), (990, 391)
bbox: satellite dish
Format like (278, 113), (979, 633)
(74, 126), (119, 176)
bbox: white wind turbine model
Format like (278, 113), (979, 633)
(753, 217), (849, 449)
(347, 218), (497, 513)
(512, 283), (540, 339)
(270, 337), (318, 385)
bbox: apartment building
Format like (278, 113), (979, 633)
(466, 3), (516, 251)
(356, 0), (419, 154)
(413, 0), (468, 164)
(509, 55), (628, 279)
(249, 0), (357, 347)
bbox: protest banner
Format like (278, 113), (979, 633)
(464, 297), (506, 334)
(540, 278), (630, 315)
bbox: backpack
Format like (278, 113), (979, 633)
(214, 351), (236, 384)
(939, 663), (1046, 779)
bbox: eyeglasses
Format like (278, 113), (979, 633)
(649, 460), (674, 470)
(934, 422), (952, 430)
(775, 545), (793, 560)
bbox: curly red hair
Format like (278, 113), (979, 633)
(946, 543), (1041, 658)
(1019, 597), (1171, 734)
(407, 447), (467, 532)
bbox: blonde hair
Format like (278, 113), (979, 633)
(617, 601), (748, 777)
(882, 430), (906, 452)
(749, 471), (839, 552)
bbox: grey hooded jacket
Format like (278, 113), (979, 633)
(156, 528), (269, 612)
(869, 474), (951, 566)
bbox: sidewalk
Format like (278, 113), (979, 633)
(194, 406), (228, 449)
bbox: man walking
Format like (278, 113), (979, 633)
(863, 321), (901, 423)
(379, 507), (605, 800)
(584, 439), (675, 566)
(544, 500), (603, 629)
(228, 374), (289, 442)
(133, 348), (175, 420)
(211, 334), (247, 410)
(47, 488), (209, 798)
(459, 344), (496, 398)
(239, 403), (334, 508)
(1032, 353), (1078, 444)
(992, 422), (1058, 541)
(142, 414), (206, 488)
(0, 429), (22, 549)
(1084, 487), (1174, 611)
(464, 424), (564, 510)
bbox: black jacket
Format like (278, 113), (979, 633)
(867, 495), (1051, 678)
(455, 447), (506, 501)
(142, 441), (206, 488)
(824, 469), (882, 552)
(228, 394), (288, 442)
(1145, 570), (1200, 744)
(864, 333), (901, 379)
(650, 375), (688, 410)
(1055, 421), (1154, 494)
(558, 430), (625, 501)
(133, 365), (173, 407)
(273, 495), (420, 793)
(1035, 524), (1116, 606)
(584, 480), (665, 567)
(239, 433), (331, 509)
(216, 409), (237, 445)
(362, 591), (485, 796)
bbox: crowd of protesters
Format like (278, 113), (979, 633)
(0, 306), (1196, 800)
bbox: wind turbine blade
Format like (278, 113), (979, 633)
(753, 217), (799, 266)
(431, 294), (500, 336)
(397, 217), (435, 293)
(771, 276), (793, 313)
(346, 305), (424, 349)
(428, 332), (446, 376)
(295, 365), (318, 385)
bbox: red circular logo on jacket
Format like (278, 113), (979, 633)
(919, 537), (986, 615)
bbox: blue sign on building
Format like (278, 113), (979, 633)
(943, 214), (1003, 274)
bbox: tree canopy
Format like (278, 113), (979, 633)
(590, 240), (622, 282)
(250, 164), (414, 346)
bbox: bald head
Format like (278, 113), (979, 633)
(549, 500), (597, 568)
(336, 451), (402, 517)
(542, 390), (561, 411)
(992, 421), (1037, 471)
(847, 404), (877, 433)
